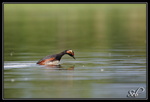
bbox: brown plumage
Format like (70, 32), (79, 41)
(37, 50), (75, 65)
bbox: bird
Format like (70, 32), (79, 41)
(37, 50), (75, 65)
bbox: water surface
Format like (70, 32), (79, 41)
(4, 47), (146, 98)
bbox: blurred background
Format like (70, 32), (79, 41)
(4, 4), (146, 61)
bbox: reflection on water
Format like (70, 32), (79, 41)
(44, 65), (75, 70)
(4, 4), (146, 99)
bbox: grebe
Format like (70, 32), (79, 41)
(37, 50), (75, 65)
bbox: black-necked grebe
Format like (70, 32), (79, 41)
(37, 50), (75, 65)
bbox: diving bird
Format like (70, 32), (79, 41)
(37, 50), (75, 65)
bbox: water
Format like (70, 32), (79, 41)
(3, 4), (146, 99)
(4, 47), (146, 98)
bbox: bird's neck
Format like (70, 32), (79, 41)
(56, 51), (66, 60)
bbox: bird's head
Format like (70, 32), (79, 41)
(65, 50), (75, 59)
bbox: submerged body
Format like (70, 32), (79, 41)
(37, 50), (75, 65)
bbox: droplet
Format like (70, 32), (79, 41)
(24, 78), (28, 81)
(100, 69), (104, 72)
(10, 52), (13, 56)
(109, 53), (111, 56)
(11, 79), (15, 82)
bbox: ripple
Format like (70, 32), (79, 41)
(4, 61), (37, 69)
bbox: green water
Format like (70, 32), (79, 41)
(4, 4), (146, 99)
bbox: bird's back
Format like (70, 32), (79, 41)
(36, 54), (57, 64)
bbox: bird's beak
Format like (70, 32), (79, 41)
(72, 55), (75, 59)
(68, 54), (75, 59)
